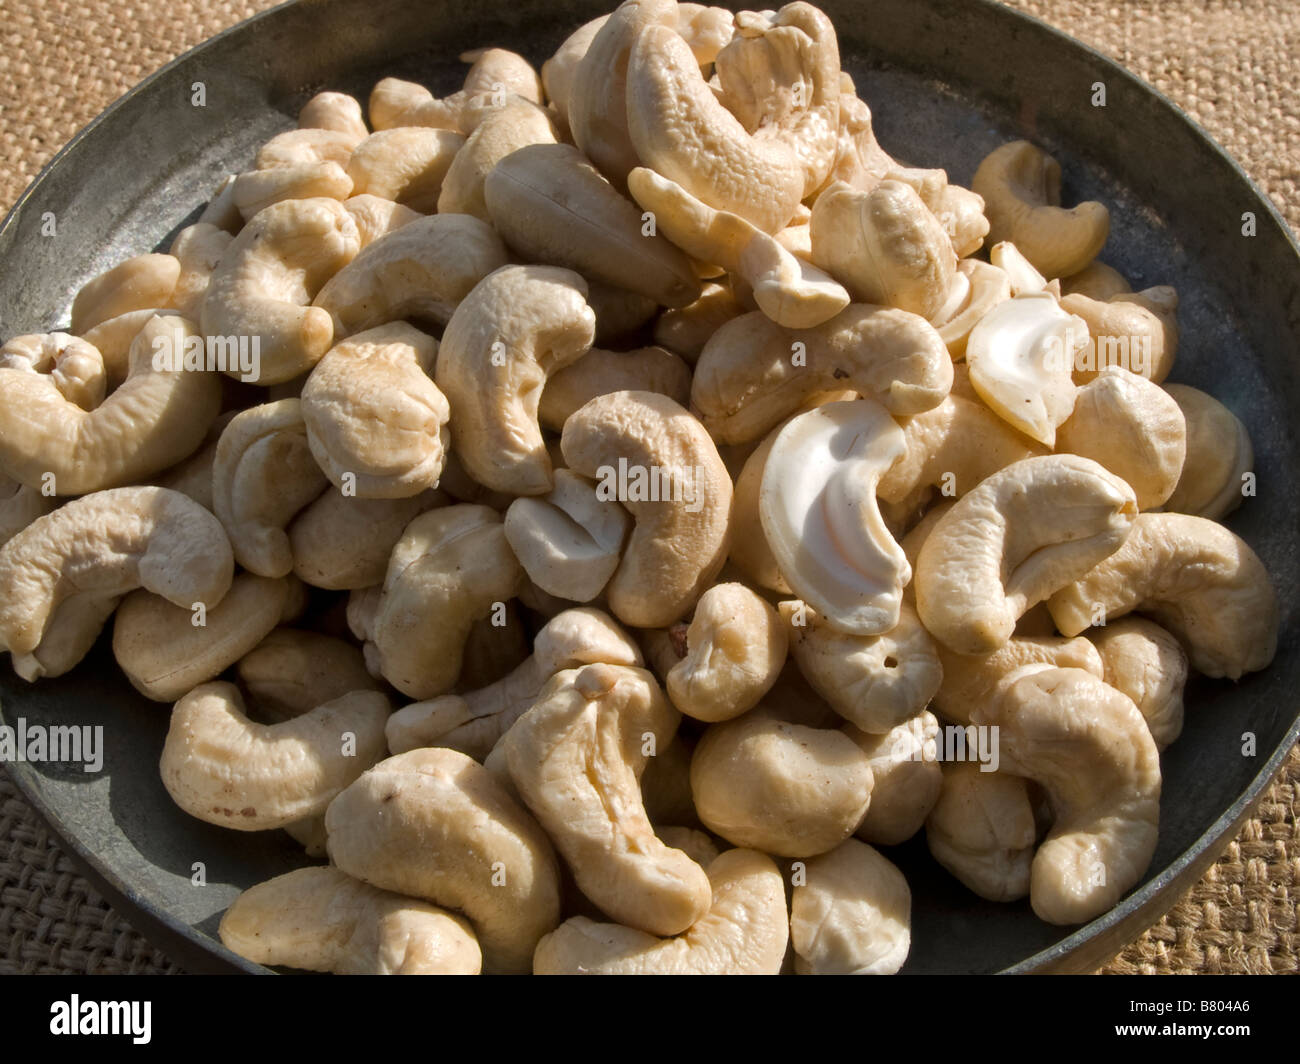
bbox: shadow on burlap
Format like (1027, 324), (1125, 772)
(0, 0), (1295, 974)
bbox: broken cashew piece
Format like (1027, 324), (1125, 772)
(505, 663), (712, 936)
(915, 455), (1138, 654)
(219, 866), (481, 975)
(533, 848), (788, 975)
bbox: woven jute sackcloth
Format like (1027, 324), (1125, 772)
(0, 0), (1296, 975)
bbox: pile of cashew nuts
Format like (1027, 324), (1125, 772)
(0, 0), (1280, 975)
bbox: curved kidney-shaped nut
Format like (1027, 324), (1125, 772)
(360, 505), (521, 699)
(160, 681), (389, 830)
(972, 666), (1160, 924)
(972, 140), (1109, 279)
(694, 305), (952, 444)
(289, 489), (442, 590)
(931, 633), (1104, 725)
(505, 663), (711, 936)
(386, 607), (642, 760)
(167, 223), (234, 321)
(6, 593), (118, 682)
(1089, 617), (1187, 750)
(966, 293), (1088, 446)
(371, 50), (541, 135)
(1047, 512), (1278, 679)
(212, 399), (329, 578)
(1056, 366), (1186, 510)
(810, 180), (957, 320)
(486, 145), (701, 309)
(313, 213), (508, 338)
(0, 332), (106, 411)
(70, 254), (181, 335)
(503, 470), (631, 602)
(231, 162), (354, 222)
(790, 838), (911, 974)
(712, 3), (841, 198)
(989, 239), (1053, 297)
(369, 77), (461, 132)
(665, 583), (787, 722)
(77, 308), (181, 388)
(112, 573), (293, 701)
(301, 323), (449, 498)
(237, 628), (381, 722)
(930, 258), (1011, 357)
(325, 747), (562, 974)
(539, 346), (691, 432)
(344, 128), (464, 212)
(299, 91), (369, 143)
(760, 400), (910, 635)
(561, 390), (732, 628)
(0, 316), (221, 494)
(1162, 384), (1253, 520)
(341, 195), (422, 249)
(627, 166), (848, 328)
(533, 848), (788, 975)
(925, 761), (1037, 902)
(782, 599), (941, 734)
(877, 393), (1048, 511)
(626, 20), (805, 232)
(653, 282), (747, 363)
(690, 712), (873, 857)
(845, 711), (942, 846)
(1060, 288), (1178, 384)
(1061, 260), (1131, 301)
(255, 128), (358, 169)
(916, 455), (1138, 654)
(202, 198), (360, 384)
(437, 97), (557, 221)
(437, 265), (595, 496)
(0, 486), (232, 664)
(219, 866), (481, 975)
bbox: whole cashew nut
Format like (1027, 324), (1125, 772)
(1162, 384), (1253, 520)
(846, 712), (943, 846)
(1089, 616), (1188, 751)
(70, 254), (182, 335)
(539, 345), (691, 432)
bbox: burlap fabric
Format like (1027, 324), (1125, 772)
(0, 0), (1295, 975)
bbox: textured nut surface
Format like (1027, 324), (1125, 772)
(1162, 383), (1253, 520)
(846, 711), (943, 845)
(926, 761), (1036, 902)
(1089, 617), (1187, 751)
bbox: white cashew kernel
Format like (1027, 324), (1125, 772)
(926, 761), (1036, 902)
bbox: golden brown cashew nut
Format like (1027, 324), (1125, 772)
(761, 401), (911, 635)
(533, 848), (788, 975)
(626, 19), (805, 231)
(1047, 512), (1278, 679)
(160, 680), (390, 830)
(0, 486), (233, 671)
(916, 455), (1138, 654)
(505, 663), (712, 936)
(1088, 617), (1187, 750)
(972, 666), (1161, 924)
(211, 399), (329, 579)
(561, 390), (732, 628)
(692, 306), (952, 445)
(810, 179), (957, 320)
(925, 761), (1037, 902)
(353, 505), (522, 699)
(665, 583), (787, 722)
(201, 197), (360, 384)
(386, 607), (642, 760)
(219, 866), (481, 975)
(70, 254), (182, 335)
(1055, 365), (1186, 510)
(972, 140), (1110, 279)
(846, 712), (943, 846)
(626, 166), (849, 328)
(690, 711), (874, 857)
(112, 574), (295, 701)
(790, 838), (911, 974)
(436, 265), (596, 496)
(486, 146), (702, 309)
(0, 315), (221, 495)
(1162, 384), (1253, 520)
(780, 600), (941, 733)
(300, 323), (450, 499)
(312, 213), (509, 338)
(325, 747), (563, 974)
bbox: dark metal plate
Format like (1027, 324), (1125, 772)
(1, 0), (1296, 974)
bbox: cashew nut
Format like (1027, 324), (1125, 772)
(344, 127), (464, 212)
(236, 628), (382, 722)
(1162, 383), (1253, 520)
(299, 91), (369, 143)
(653, 281), (747, 363)
(70, 254), (181, 335)
(845, 711), (942, 846)
(1060, 288), (1178, 384)
(539, 345), (691, 432)
(437, 97), (557, 221)
(289, 489), (443, 590)
(1089, 617), (1187, 750)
